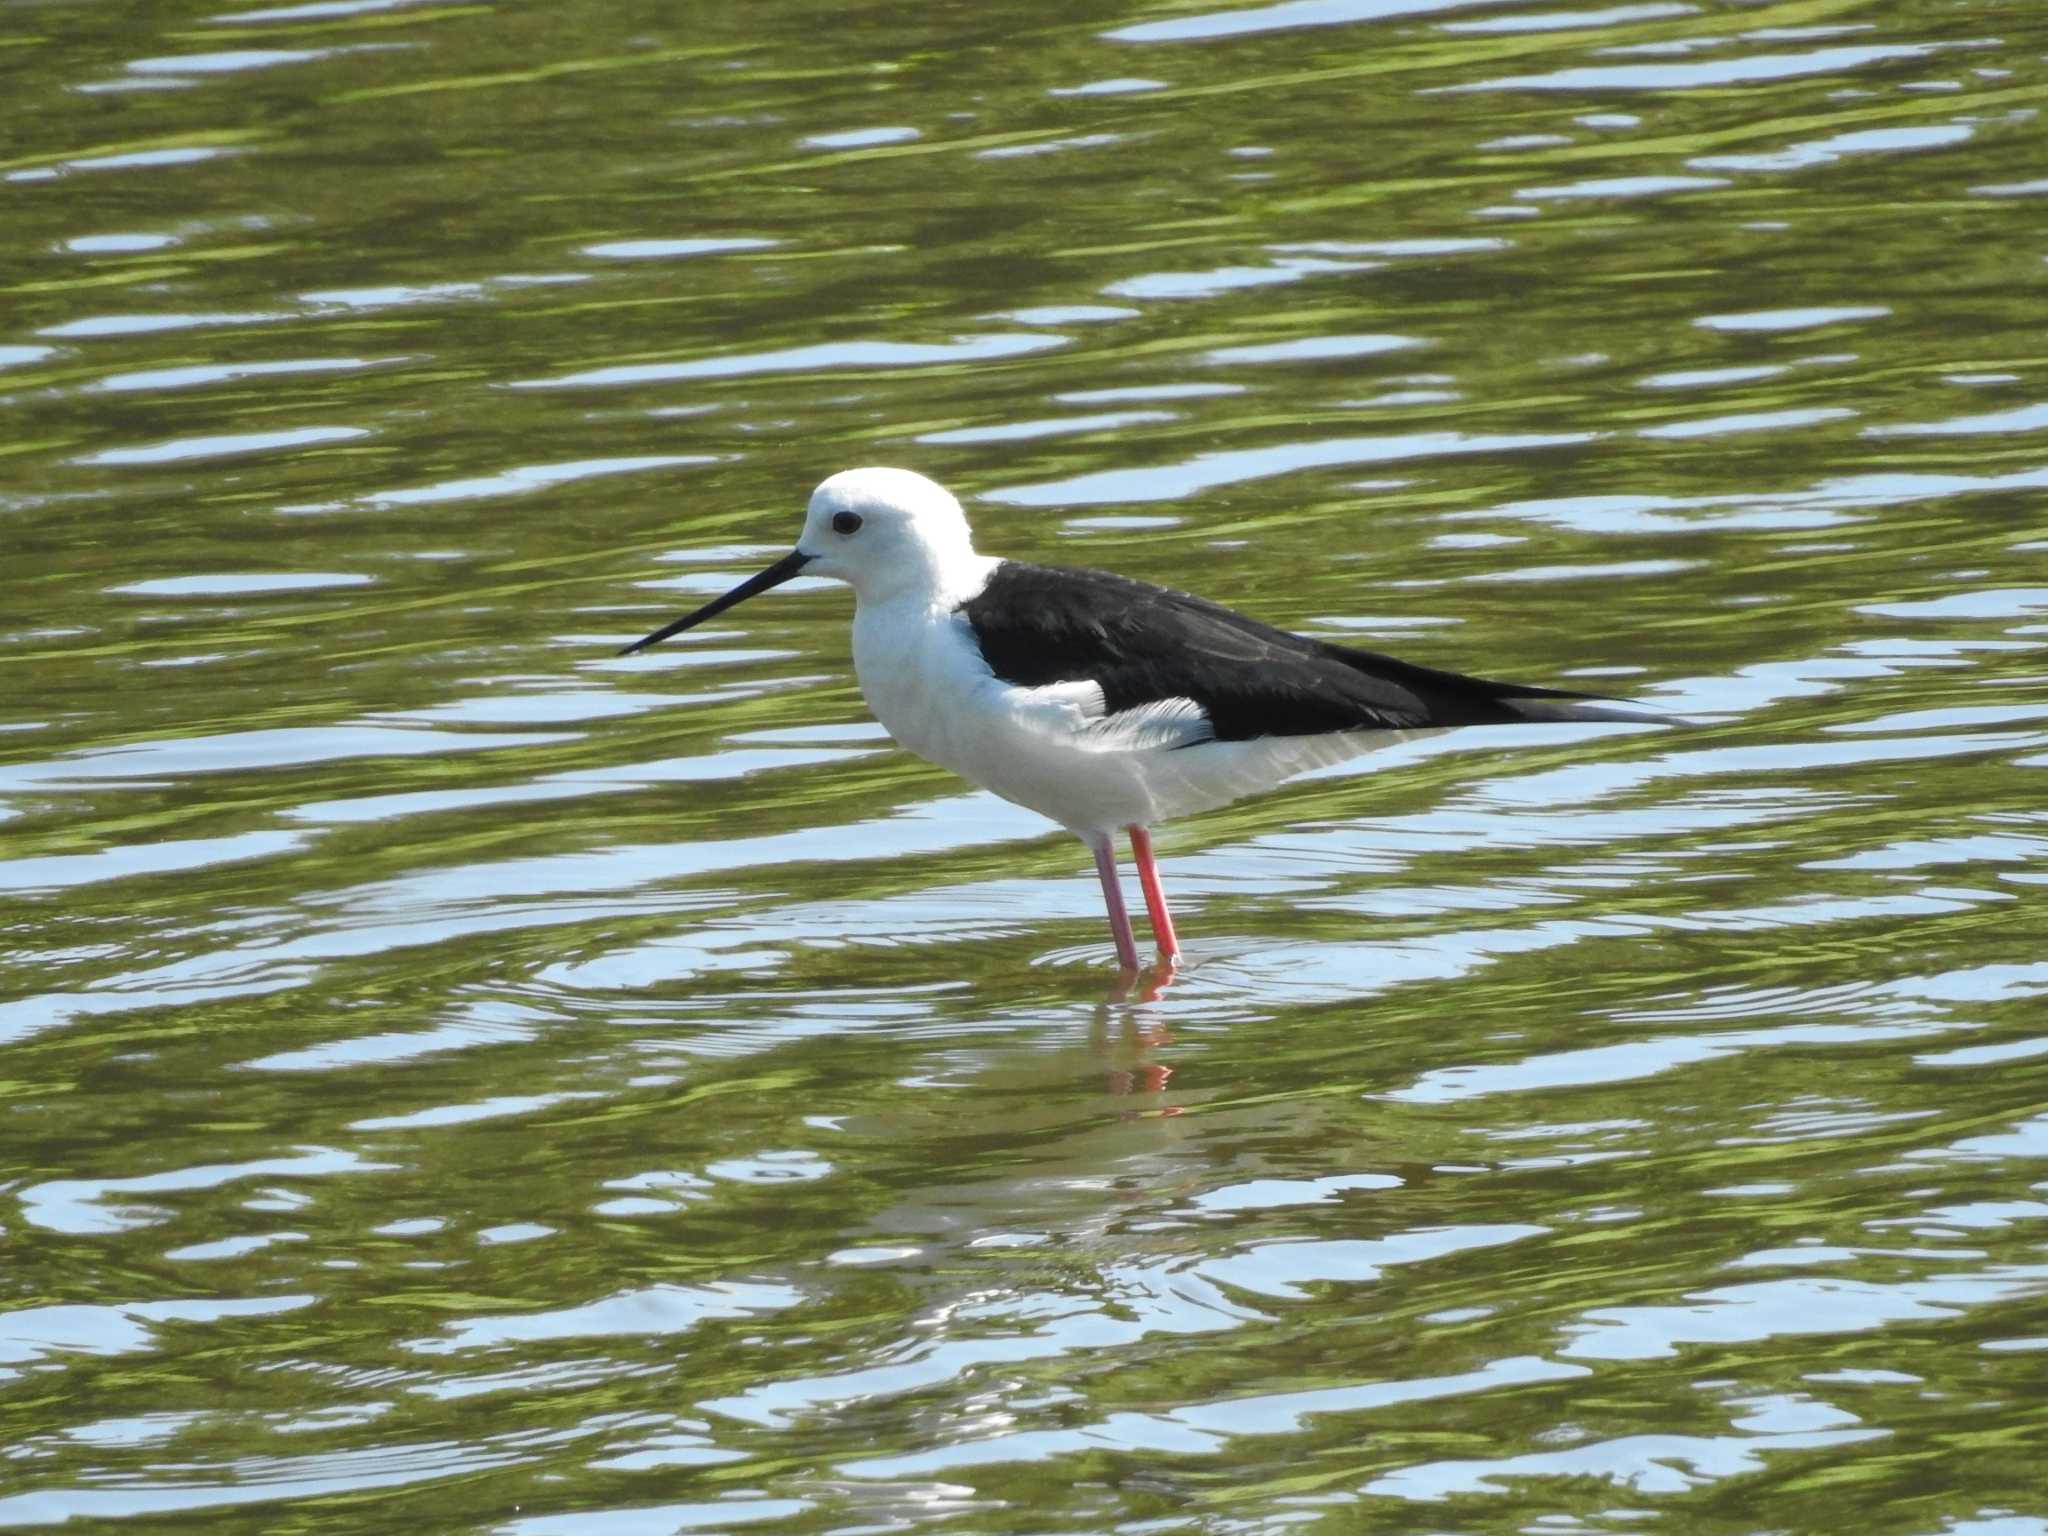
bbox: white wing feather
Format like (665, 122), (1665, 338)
(1005, 679), (1214, 752)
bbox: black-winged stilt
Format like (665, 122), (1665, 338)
(621, 467), (1668, 973)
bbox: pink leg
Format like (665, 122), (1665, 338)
(1089, 835), (1142, 972)
(1128, 825), (1181, 966)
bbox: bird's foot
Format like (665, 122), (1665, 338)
(1110, 956), (1178, 1004)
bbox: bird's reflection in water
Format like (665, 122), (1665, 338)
(1093, 965), (1181, 1111)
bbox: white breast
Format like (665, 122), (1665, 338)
(852, 598), (1105, 826)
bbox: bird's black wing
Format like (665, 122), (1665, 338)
(957, 561), (1656, 742)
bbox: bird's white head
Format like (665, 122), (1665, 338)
(796, 467), (982, 604)
(616, 468), (989, 656)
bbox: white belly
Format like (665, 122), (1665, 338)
(850, 599), (1391, 835)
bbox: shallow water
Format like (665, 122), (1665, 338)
(5, 0), (2048, 1530)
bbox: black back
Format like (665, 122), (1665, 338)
(957, 561), (1637, 741)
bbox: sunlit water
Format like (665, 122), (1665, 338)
(5, 0), (2047, 1530)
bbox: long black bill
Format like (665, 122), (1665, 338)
(617, 548), (814, 656)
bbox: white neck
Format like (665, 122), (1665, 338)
(850, 548), (1000, 611)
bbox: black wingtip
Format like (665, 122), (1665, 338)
(1504, 696), (1689, 726)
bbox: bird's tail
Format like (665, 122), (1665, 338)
(1320, 641), (1686, 730)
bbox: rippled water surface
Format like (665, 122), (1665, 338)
(7, 0), (2048, 1530)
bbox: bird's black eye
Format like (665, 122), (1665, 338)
(831, 511), (863, 536)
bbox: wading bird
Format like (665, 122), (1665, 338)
(621, 468), (1665, 973)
